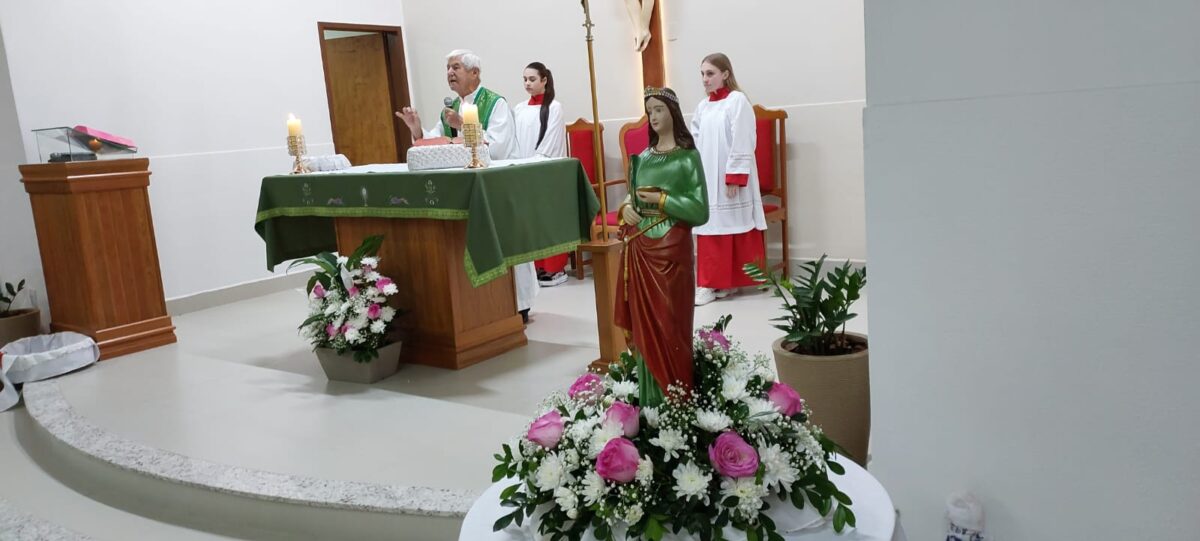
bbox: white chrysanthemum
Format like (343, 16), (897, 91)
(364, 271), (381, 282)
(380, 307), (397, 322)
(554, 486), (578, 515)
(649, 428), (686, 460)
(588, 421), (623, 458)
(336, 255), (349, 265)
(720, 476), (767, 516)
(723, 359), (754, 381)
(744, 398), (782, 425)
(642, 407), (661, 428)
(567, 416), (598, 443)
(624, 504), (644, 524)
(369, 320), (386, 334)
(534, 453), (569, 492)
(323, 303), (340, 316)
(360, 257), (379, 268)
(350, 268), (363, 278)
(694, 410), (733, 433)
(382, 283), (399, 295)
(349, 316), (369, 330)
(344, 328), (363, 344)
(338, 301), (353, 314)
(672, 462), (712, 502)
(565, 449), (581, 469)
(636, 457), (654, 486)
(581, 470), (608, 506)
(759, 444), (799, 490)
(611, 380), (637, 399)
(721, 374), (750, 402)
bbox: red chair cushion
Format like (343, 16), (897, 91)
(624, 124), (649, 160)
(594, 211), (620, 226)
(762, 203), (780, 214)
(755, 118), (776, 193)
(568, 129), (598, 184)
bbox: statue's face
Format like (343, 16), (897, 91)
(646, 97), (672, 137)
(700, 61), (728, 95)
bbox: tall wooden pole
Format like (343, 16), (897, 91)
(580, 0), (609, 235)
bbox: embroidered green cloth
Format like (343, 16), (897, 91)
(254, 159), (599, 286)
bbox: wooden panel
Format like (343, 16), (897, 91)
(20, 158), (176, 360)
(641, 0), (666, 88)
(324, 34), (399, 166)
(334, 217), (526, 369)
(583, 240), (626, 373)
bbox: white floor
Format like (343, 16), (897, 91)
(0, 274), (867, 539)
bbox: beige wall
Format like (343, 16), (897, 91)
(401, 0), (866, 262)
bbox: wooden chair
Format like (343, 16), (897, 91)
(567, 118), (625, 279)
(753, 105), (790, 277)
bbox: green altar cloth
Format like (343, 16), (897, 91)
(255, 159), (600, 286)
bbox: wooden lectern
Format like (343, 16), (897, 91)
(20, 158), (177, 359)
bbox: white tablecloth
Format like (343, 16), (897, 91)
(460, 457), (901, 541)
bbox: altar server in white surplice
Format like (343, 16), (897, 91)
(690, 53), (767, 306)
(395, 49), (516, 160)
(512, 62), (571, 293)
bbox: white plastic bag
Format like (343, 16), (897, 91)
(0, 332), (99, 411)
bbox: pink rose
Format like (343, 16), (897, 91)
(595, 437), (640, 483)
(568, 373), (604, 401)
(375, 277), (393, 289)
(526, 410), (565, 449)
(312, 283), (326, 299)
(767, 382), (805, 417)
(604, 401), (640, 438)
(326, 323), (338, 337)
(367, 304), (382, 320)
(348, 286), (360, 297)
(341, 324), (352, 335)
(708, 432), (759, 478)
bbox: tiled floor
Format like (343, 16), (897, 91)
(0, 274), (867, 539)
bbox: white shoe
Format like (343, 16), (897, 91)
(715, 288), (735, 299)
(538, 271), (568, 287)
(695, 287), (717, 306)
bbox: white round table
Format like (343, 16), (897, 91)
(460, 457), (899, 541)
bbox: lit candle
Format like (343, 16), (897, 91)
(287, 113), (303, 137)
(461, 103), (479, 125)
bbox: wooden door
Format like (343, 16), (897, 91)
(324, 34), (398, 165)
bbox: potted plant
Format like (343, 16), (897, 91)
(0, 279), (41, 348)
(289, 235), (402, 384)
(746, 256), (869, 466)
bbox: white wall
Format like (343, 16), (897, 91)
(402, 0), (866, 262)
(0, 0), (406, 301)
(864, 1), (1200, 539)
(0, 26), (49, 326)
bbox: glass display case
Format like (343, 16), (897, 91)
(32, 126), (138, 163)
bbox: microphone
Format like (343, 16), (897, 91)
(444, 97), (458, 137)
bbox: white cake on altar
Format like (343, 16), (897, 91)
(407, 143), (490, 171)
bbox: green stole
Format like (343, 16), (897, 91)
(442, 86), (503, 137)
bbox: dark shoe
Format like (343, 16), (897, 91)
(519, 309), (530, 324)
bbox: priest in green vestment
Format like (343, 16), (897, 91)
(396, 49), (516, 159)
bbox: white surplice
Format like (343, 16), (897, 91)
(690, 90), (768, 236)
(422, 86), (516, 160)
(512, 99), (567, 159)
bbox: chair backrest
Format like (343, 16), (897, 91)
(753, 105), (788, 199)
(566, 118), (603, 185)
(619, 116), (649, 178)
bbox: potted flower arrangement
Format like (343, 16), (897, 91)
(745, 256), (869, 466)
(289, 235), (402, 384)
(0, 279), (40, 348)
(490, 317), (856, 540)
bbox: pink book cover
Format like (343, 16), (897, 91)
(73, 125), (136, 149)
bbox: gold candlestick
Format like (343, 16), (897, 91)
(287, 134), (311, 174)
(462, 123), (485, 169)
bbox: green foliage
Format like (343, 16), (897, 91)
(745, 256), (866, 355)
(0, 278), (27, 316)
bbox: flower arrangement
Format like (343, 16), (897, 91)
(290, 235), (399, 363)
(491, 316), (856, 540)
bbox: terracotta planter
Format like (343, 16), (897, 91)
(315, 341), (403, 384)
(772, 333), (870, 467)
(0, 309), (41, 349)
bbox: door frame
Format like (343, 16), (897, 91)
(317, 22), (413, 162)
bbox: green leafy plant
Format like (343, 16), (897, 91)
(745, 256), (866, 355)
(0, 279), (28, 317)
